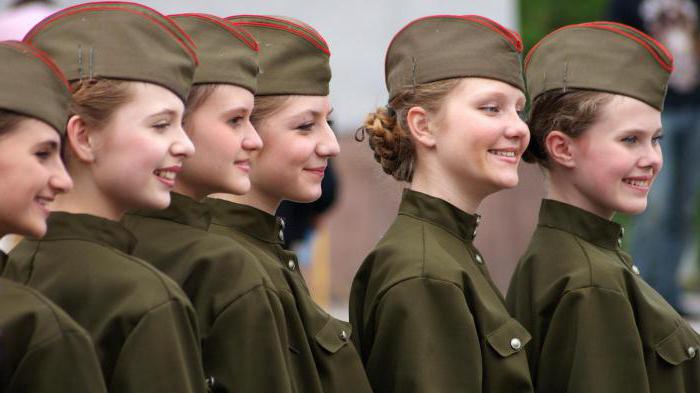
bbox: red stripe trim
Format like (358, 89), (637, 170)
(3, 41), (72, 91)
(229, 14), (329, 49)
(461, 15), (523, 51)
(231, 20), (330, 55)
(24, 6), (199, 65)
(579, 21), (673, 67)
(170, 13), (259, 51)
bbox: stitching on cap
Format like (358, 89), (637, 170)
(230, 14), (329, 49)
(170, 13), (259, 51)
(24, 6), (199, 65)
(231, 21), (330, 55)
(2, 41), (71, 91)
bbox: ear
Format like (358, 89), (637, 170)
(406, 106), (436, 149)
(544, 130), (576, 168)
(66, 115), (97, 163)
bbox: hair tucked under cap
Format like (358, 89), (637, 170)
(226, 15), (330, 96)
(0, 40), (71, 134)
(23, 1), (198, 101)
(385, 14), (525, 100)
(525, 21), (673, 110)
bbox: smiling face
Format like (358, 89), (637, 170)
(83, 82), (194, 212)
(249, 95), (339, 205)
(567, 95), (663, 217)
(0, 116), (72, 237)
(431, 77), (529, 197)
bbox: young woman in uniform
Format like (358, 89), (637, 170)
(122, 14), (296, 392)
(506, 22), (700, 393)
(202, 15), (373, 393)
(2, 3), (208, 392)
(0, 39), (107, 393)
(349, 15), (534, 393)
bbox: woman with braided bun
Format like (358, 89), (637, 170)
(506, 22), (700, 393)
(349, 15), (534, 393)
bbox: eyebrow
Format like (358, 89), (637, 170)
(147, 109), (178, 119)
(294, 107), (335, 118)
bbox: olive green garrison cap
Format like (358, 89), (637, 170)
(526, 21), (673, 110)
(0, 41), (71, 134)
(385, 15), (525, 100)
(23, 1), (199, 101)
(226, 15), (331, 96)
(170, 13), (259, 93)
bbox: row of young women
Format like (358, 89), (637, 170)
(0, 2), (698, 393)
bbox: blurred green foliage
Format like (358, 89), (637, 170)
(520, 0), (610, 50)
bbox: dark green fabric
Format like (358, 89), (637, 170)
(526, 22), (672, 110)
(227, 16), (330, 96)
(24, 3), (197, 101)
(122, 193), (294, 393)
(506, 199), (700, 393)
(2, 212), (207, 393)
(171, 14), (258, 93)
(349, 189), (533, 393)
(385, 15), (525, 100)
(206, 198), (372, 393)
(0, 41), (71, 134)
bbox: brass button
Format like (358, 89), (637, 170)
(287, 260), (296, 270)
(472, 228), (478, 238)
(475, 254), (483, 264)
(206, 376), (215, 388)
(279, 217), (286, 229)
(339, 330), (349, 341)
(476, 214), (481, 225)
(617, 237), (623, 248)
(510, 338), (522, 351)
(278, 229), (285, 242)
(632, 265), (640, 275)
(688, 347), (697, 359)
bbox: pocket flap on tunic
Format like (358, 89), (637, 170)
(655, 322), (700, 366)
(315, 317), (352, 354)
(486, 319), (532, 358)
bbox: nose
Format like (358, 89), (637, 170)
(505, 110), (530, 147)
(316, 121), (340, 158)
(242, 121), (263, 152)
(171, 123), (195, 158)
(639, 141), (663, 174)
(50, 158), (73, 194)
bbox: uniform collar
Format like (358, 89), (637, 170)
(398, 189), (481, 242)
(44, 212), (137, 254)
(206, 198), (285, 245)
(128, 192), (210, 230)
(538, 199), (625, 250)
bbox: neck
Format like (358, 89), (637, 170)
(173, 181), (205, 202)
(410, 160), (485, 214)
(52, 171), (123, 221)
(210, 186), (280, 215)
(546, 169), (614, 220)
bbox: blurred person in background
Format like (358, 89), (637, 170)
(0, 0), (57, 40)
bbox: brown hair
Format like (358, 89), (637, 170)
(356, 78), (462, 182)
(69, 79), (133, 130)
(525, 89), (613, 166)
(183, 84), (218, 125)
(0, 110), (27, 136)
(250, 95), (290, 127)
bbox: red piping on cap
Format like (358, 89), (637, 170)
(170, 13), (259, 51)
(230, 14), (329, 50)
(229, 20), (330, 56)
(24, 5), (199, 65)
(3, 41), (72, 91)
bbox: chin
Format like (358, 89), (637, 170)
(225, 179), (251, 196)
(615, 198), (648, 215)
(141, 192), (171, 210)
(287, 185), (322, 203)
(16, 218), (46, 238)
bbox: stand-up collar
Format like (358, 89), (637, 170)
(398, 189), (481, 242)
(129, 192), (210, 230)
(43, 212), (137, 254)
(206, 198), (285, 245)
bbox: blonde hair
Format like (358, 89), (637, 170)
(69, 79), (132, 130)
(250, 95), (290, 127)
(356, 78), (462, 182)
(183, 84), (218, 125)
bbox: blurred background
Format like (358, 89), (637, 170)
(1, 0), (698, 330)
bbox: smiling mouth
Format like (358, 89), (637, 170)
(488, 149), (516, 158)
(623, 178), (651, 187)
(153, 169), (177, 181)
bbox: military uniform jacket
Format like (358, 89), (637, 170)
(123, 193), (295, 393)
(506, 199), (700, 393)
(206, 198), (373, 393)
(2, 212), (206, 393)
(0, 252), (107, 393)
(349, 189), (534, 393)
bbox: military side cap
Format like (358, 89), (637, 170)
(525, 21), (673, 110)
(170, 13), (259, 93)
(0, 41), (71, 134)
(23, 2), (198, 101)
(385, 15), (525, 101)
(226, 15), (330, 96)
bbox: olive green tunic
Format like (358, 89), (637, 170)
(349, 189), (534, 393)
(206, 198), (373, 393)
(2, 212), (206, 393)
(0, 253), (107, 393)
(506, 199), (700, 393)
(122, 193), (294, 393)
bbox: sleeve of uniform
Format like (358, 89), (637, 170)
(365, 277), (482, 393)
(203, 284), (294, 393)
(110, 300), (206, 393)
(536, 287), (650, 393)
(9, 330), (108, 393)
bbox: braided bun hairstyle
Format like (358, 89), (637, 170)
(356, 78), (462, 182)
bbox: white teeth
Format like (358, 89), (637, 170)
(624, 179), (649, 187)
(154, 170), (176, 181)
(489, 150), (516, 157)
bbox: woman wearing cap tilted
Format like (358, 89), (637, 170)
(202, 15), (372, 393)
(0, 40), (107, 393)
(506, 22), (700, 392)
(122, 14), (297, 393)
(2, 3), (208, 392)
(349, 15), (533, 393)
